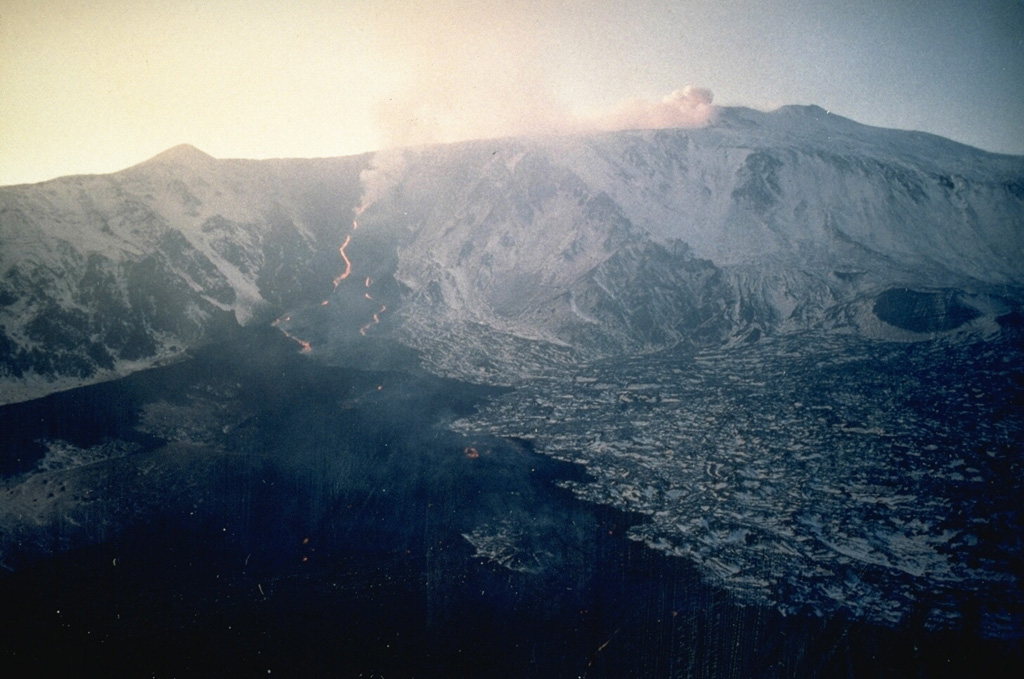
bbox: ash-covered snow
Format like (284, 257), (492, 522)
(452, 329), (1024, 637)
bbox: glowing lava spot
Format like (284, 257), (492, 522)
(359, 304), (387, 336)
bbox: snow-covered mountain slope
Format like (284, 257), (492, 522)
(345, 109), (1022, 378)
(0, 146), (367, 402)
(561, 106), (1023, 280)
(2, 106), (1023, 401)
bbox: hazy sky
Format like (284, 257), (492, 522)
(2, 0), (1022, 186)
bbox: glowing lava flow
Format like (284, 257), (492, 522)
(332, 235), (352, 290)
(272, 209), (383, 352)
(329, 213), (389, 337)
(272, 316), (312, 353)
(359, 303), (387, 336)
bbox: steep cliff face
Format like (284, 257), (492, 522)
(2, 107), (1023, 401)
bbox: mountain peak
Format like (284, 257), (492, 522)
(144, 144), (216, 166)
(774, 103), (828, 117)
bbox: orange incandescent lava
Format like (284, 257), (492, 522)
(359, 304), (387, 336)
(274, 208), (391, 352)
(332, 234), (352, 289)
(272, 316), (313, 353)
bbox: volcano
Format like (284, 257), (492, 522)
(1, 107), (1022, 674)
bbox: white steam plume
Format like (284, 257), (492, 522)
(360, 84), (716, 215)
(355, 148), (409, 216)
(587, 86), (716, 131)
(373, 85), (717, 150)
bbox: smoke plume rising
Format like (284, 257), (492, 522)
(355, 148), (409, 216)
(374, 85), (717, 151)
(587, 86), (716, 132)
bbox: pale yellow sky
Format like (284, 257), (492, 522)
(2, 0), (1022, 186)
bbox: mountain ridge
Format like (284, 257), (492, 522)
(1, 106), (1022, 402)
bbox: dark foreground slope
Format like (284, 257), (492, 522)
(1, 328), (1021, 677)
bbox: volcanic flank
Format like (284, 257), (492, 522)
(1, 105), (1021, 400)
(1, 105), (1023, 664)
